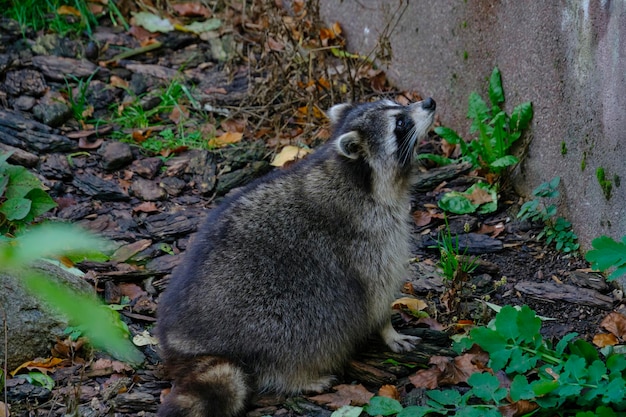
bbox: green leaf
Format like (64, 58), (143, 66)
(434, 126), (463, 144)
(0, 173), (8, 196)
(603, 377), (626, 404)
(24, 188), (57, 219)
(0, 197), (31, 220)
(494, 305), (519, 340)
(516, 305), (542, 344)
(489, 155), (519, 169)
(468, 372), (506, 402)
(438, 192), (478, 214)
(509, 374), (535, 402)
(467, 92), (490, 134)
(587, 360), (608, 385)
(416, 153), (454, 166)
(488, 67), (505, 106)
(0, 223), (109, 269)
(569, 339), (599, 364)
(397, 406), (437, 417)
(586, 236), (626, 281)
(505, 346), (538, 374)
(25, 371), (55, 390)
(22, 272), (144, 365)
(331, 406), (364, 417)
(426, 389), (462, 406)
(531, 379), (559, 396)
(555, 332), (578, 355)
(4, 165), (43, 198)
(606, 352), (626, 375)
(363, 397), (403, 416)
(510, 101), (533, 131)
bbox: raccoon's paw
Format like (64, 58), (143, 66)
(302, 375), (336, 394)
(381, 322), (421, 353)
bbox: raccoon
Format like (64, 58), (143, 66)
(156, 97), (436, 417)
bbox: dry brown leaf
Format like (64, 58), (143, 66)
(416, 317), (445, 331)
(171, 3), (211, 18)
(169, 104), (189, 124)
(133, 201), (159, 213)
(308, 384), (374, 409)
(377, 385), (399, 400)
(593, 332), (619, 348)
(412, 210), (432, 227)
(132, 129), (152, 143)
(52, 337), (85, 359)
(221, 118), (246, 133)
(208, 131), (243, 148)
(467, 186), (493, 205)
(266, 36), (285, 52)
(441, 139), (457, 158)
(111, 239), (153, 263)
(408, 366), (441, 389)
(392, 297), (428, 313)
(0, 401), (10, 417)
(110, 75), (129, 89)
(57, 5), (81, 16)
(119, 283), (148, 301)
(270, 145), (312, 167)
(498, 400), (539, 417)
(11, 357), (64, 376)
(600, 311), (626, 339)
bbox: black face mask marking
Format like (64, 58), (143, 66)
(394, 113), (417, 166)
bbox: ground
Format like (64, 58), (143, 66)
(0, 2), (622, 416)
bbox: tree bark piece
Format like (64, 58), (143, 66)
(0, 109), (77, 153)
(514, 281), (614, 309)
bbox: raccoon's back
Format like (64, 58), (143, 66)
(157, 155), (375, 360)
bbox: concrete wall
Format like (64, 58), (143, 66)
(320, 0), (626, 251)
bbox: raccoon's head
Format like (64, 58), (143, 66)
(327, 98), (436, 198)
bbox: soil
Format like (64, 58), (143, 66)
(0, 2), (622, 417)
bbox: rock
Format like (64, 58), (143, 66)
(185, 149), (217, 194)
(13, 95), (37, 111)
(0, 142), (39, 167)
(39, 153), (72, 179)
(85, 80), (120, 111)
(99, 141), (133, 171)
(72, 172), (129, 201)
(159, 176), (186, 196)
(0, 262), (93, 370)
(145, 212), (202, 238)
(0, 109), (77, 153)
(32, 91), (72, 127)
(31, 55), (104, 82)
(131, 157), (163, 179)
(215, 161), (269, 195)
(4, 69), (47, 96)
(146, 254), (181, 274)
(130, 178), (166, 201)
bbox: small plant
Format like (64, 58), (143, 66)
(517, 176), (579, 254)
(437, 182), (498, 215)
(0, 152), (57, 235)
(586, 235), (626, 281)
(596, 167), (613, 200)
(63, 70), (99, 124)
(437, 221), (478, 282)
(363, 305), (626, 416)
(433, 67), (533, 175)
(0, 0), (98, 36)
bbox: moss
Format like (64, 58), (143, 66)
(596, 167), (613, 200)
(580, 151), (587, 171)
(560, 141), (567, 156)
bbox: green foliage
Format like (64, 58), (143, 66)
(517, 177), (580, 254)
(433, 67), (533, 174)
(438, 182), (498, 215)
(585, 235), (626, 282)
(436, 218), (477, 282)
(64, 70), (99, 123)
(0, 0), (98, 36)
(0, 223), (144, 365)
(0, 152), (57, 234)
(365, 306), (626, 416)
(596, 167), (613, 200)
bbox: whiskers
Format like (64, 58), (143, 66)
(397, 124), (419, 167)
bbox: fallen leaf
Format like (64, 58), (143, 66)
(221, 118), (246, 133)
(377, 385), (399, 400)
(270, 145), (312, 167)
(600, 311), (626, 339)
(412, 210), (432, 227)
(392, 297), (428, 313)
(119, 283), (148, 301)
(416, 317), (445, 331)
(132, 12), (175, 33)
(593, 332), (619, 348)
(208, 131), (243, 148)
(57, 5), (81, 16)
(178, 19), (222, 34)
(266, 36), (285, 52)
(132, 129), (152, 143)
(172, 3), (212, 18)
(0, 401), (10, 417)
(133, 330), (159, 347)
(308, 384), (374, 410)
(408, 366), (440, 389)
(11, 357), (64, 376)
(441, 139), (457, 158)
(91, 358), (133, 374)
(169, 104), (189, 124)
(467, 186), (493, 205)
(499, 400), (539, 417)
(133, 201), (159, 213)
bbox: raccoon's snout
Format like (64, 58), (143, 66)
(421, 97), (436, 111)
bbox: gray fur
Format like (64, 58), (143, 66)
(157, 98), (436, 417)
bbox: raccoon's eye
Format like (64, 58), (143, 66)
(396, 119), (405, 128)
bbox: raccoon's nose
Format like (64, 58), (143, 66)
(421, 97), (436, 111)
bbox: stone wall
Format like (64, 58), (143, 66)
(320, 0), (626, 251)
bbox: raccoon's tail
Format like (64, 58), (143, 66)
(157, 356), (250, 417)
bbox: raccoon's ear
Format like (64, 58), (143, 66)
(336, 131), (362, 160)
(326, 103), (353, 126)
